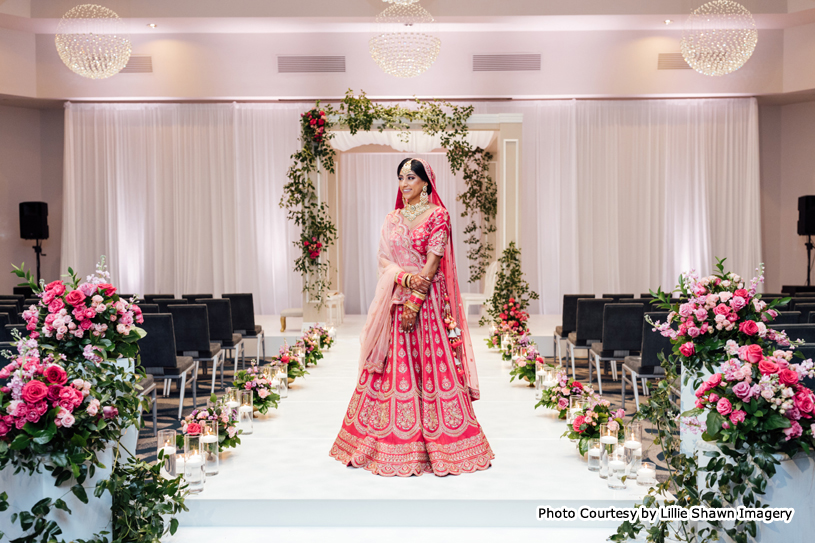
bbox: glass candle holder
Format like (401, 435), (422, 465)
(534, 372), (544, 401)
(201, 420), (219, 476)
(276, 365), (289, 398)
(224, 387), (240, 414)
(239, 390), (254, 435)
(607, 445), (627, 490)
(598, 422), (618, 479)
(157, 429), (177, 477)
(636, 461), (657, 487)
(184, 434), (206, 494)
(624, 422), (643, 475)
(587, 438), (602, 472)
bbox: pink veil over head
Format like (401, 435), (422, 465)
(358, 157), (481, 401)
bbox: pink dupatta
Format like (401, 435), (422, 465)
(358, 158), (481, 401)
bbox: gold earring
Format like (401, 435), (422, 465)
(420, 184), (428, 205)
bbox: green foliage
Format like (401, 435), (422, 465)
(281, 90), (498, 306)
(480, 242), (539, 326)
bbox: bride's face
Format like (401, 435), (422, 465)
(398, 169), (428, 206)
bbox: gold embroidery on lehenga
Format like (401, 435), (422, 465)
(423, 403), (439, 431)
(441, 376), (452, 391)
(398, 378), (409, 392)
(396, 402), (416, 430)
(441, 400), (464, 428)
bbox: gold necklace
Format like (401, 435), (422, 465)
(401, 185), (430, 222)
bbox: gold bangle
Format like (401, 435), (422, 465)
(404, 301), (420, 312)
(403, 273), (413, 288)
(411, 289), (427, 299)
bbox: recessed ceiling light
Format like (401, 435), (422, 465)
(664, 19), (673, 25)
(147, 23), (157, 28)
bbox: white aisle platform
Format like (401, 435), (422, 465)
(168, 315), (644, 543)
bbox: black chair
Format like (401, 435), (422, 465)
(603, 294), (634, 301)
(167, 305), (224, 394)
(0, 314), (12, 342)
(769, 324), (815, 345)
(628, 298), (655, 306)
(773, 312), (802, 325)
(810, 313), (815, 324)
(566, 298), (613, 379)
(136, 374), (158, 435)
(222, 293), (265, 360)
(621, 312), (673, 412)
(553, 294), (594, 367)
(789, 298), (814, 311)
(139, 304), (160, 314)
(0, 295), (24, 311)
(195, 298), (244, 373)
(797, 292), (815, 297)
(23, 298), (40, 308)
(0, 305), (20, 325)
(794, 304), (815, 323)
(639, 293), (655, 299)
(144, 294), (174, 304)
(156, 298), (187, 313)
(138, 314), (197, 419)
(12, 286), (34, 298)
(182, 294), (212, 302)
(588, 303), (645, 394)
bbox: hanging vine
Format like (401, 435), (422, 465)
(280, 89), (498, 306)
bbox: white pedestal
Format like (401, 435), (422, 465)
(680, 365), (712, 456)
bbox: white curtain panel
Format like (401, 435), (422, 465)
(339, 153), (478, 314)
(472, 98), (762, 314)
(331, 130), (496, 153)
(62, 102), (304, 314)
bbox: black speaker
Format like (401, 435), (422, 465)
(799, 196), (815, 236)
(19, 202), (49, 240)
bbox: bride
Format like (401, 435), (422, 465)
(330, 158), (494, 477)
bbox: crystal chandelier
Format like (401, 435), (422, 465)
(680, 0), (757, 77)
(370, 3), (441, 78)
(55, 4), (132, 79)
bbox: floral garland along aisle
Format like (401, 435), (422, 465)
(611, 259), (815, 543)
(280, 89), (498, 307)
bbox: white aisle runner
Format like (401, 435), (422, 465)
(168, 316), (646, 542)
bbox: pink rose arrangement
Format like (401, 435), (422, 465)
(648, 259), (795, 376)
(563, 395), (627, 455)
(497, 298), (530, 335)
(271, 344), (308, 381)
(302, 236), (324, 262)
(692, 349), (815, 450)
(178, 397), (241, 452)
(301, 107), (329, 144)
(15, 259), (145, 364)
(233, 364), (280, 415)
(300, 334), (323, 367)
(305, 325), (334, 350)
(509, 341), (547, 385)
(535, 368), (596, 419)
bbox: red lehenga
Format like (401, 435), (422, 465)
(330, 160), (494, 477)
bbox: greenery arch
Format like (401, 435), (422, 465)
(280, 89), (498, 306)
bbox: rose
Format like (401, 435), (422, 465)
(606, 420), (619, 433)
(59, 411), (75, 428)
(794, 393), (814, 414)
(708, 373), (722, 387)
(186, 422), (202, 435)
(759, 360), (780, 375)
(779, 369), (800, 387)
(694, 308), (708, 322)
(783, 420), (803, 441)
(739, 344), (764, 363)
(46, 281), (66, 295)
(572, 415), (586, 433)
(102, 406), (119, 420)
(44, 364), (68, 385)
(734, 288), (749, 299)
(97, 283), (116, 297)
(730, 296), (747, 311)
(65, 290), (86, 307)
(729, 410), (746, 424)
(709, 393), (720, 404)
(21, 380), (48, 404)
(46, 384), (62, 402)
(716, 398), (733, 416)
(557, 398), (568, 410)
(732, 381), (753, 401)
(738, 320), (759, 336)
(86, 398), (100, 416)
(679, 342), (695, 357)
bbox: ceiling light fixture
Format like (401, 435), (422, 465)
(664, 19), (672, 25)
(370, 3), (440, 78)
(680, 0), (757, 76)
(147, 23), (157, 29)
(55, 4), (131, 79)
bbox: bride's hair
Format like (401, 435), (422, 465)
(397, 158), (433, 195)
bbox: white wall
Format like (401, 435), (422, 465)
(783, 22), (815, 93)
(0, 104), (63, 294)
(759, 101), (815, 293)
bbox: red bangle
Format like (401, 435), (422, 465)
(408, 293), (425, 307)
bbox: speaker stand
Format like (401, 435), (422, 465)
(32, 239), (45, 283)
(807, 234), (814, 287)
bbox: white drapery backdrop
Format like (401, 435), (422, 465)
(61, 102), (304, 314)
(338, 153), (478, 314)
(472, 98), (762, 314)
(62, 98), (761, 315)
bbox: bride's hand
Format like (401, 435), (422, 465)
(401, 306), (419, 333)
(409, 274), (431, 295)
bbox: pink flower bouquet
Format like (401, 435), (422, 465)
(177, 398), (241, 451)
(233, 365), (280, 414)
(535, 368), (595, 419)
(563, 395), (626, 455)
(691, 350), (815, 452)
